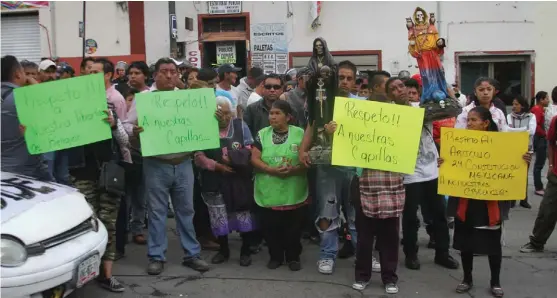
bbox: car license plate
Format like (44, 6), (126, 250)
(76, 254), (100, 288)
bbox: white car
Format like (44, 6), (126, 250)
(1, 172), (108, 298)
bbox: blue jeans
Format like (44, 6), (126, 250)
(144, 158), (200, 262)
(44, 150), (70, 185)
(315, 165), (357, 260)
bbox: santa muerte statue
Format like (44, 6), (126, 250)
(407, 7), (461, 121)
(306, 37), (338, 164)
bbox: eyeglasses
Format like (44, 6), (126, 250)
(264, 84), (282, 90)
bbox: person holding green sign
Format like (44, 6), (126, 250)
(1, 55), (52, 181)
(130, 58), (211, 276)
(251, 100), (308, 272)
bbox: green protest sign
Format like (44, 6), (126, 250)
(135, 88), (220, 156)
(14, 73), (111, 154)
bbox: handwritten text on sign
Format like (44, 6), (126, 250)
(135, 88), (220, 156)
(14, 73), (111, 154)
(331, 97), (424, 174)
(438, 128), (529, 201)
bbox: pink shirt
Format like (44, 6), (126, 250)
(106, 85), (127, 121)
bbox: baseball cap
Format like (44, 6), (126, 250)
(218, 63), (242, 74)
(39, 59), (56, 71)
(57, 64), (75, 76)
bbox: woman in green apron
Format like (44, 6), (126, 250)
(251, 100), (308, 271)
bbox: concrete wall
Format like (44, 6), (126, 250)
(39, 1), (131, 58)
(165, 1), (556, 92)
(33, 1), (555, 91)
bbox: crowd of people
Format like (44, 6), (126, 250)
(1, 53), (556, 297)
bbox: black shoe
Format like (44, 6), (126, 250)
(147, 260), (164, 275)
(167, 208), (175, 218)
(435, 254), (459, 269)
(211, 252), (229, 264)
(288, 261), (302, 271)
(405, 256), (421, 270)
(267, 260), (282, 269)
(239, 255), (252, 267)
(183, 257), (210, 272)
(520, 201), (532, 209)
(113, 251), (125, 261)
(338, 241), (355, 259)
(98, 276), (125, 292)
(427, 239), (436, 249)
(250, 244), (262, 254)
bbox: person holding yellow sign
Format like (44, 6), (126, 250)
(440, 106), (532, 298)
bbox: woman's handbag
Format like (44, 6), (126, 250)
(98, 160), (126, 196)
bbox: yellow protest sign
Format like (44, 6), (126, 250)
(331, 97), (425, 174)
(438, 127), (529, 201)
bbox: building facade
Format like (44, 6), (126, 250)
(1, 1), (556, 100)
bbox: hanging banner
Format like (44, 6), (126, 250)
(216, 42), (236, 65)
(1, 1), (48, 10)
(438, 127), (529, 201)
(207, 1), (242, 14)
(250, 23), (288, 74)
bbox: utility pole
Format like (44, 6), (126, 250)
(169, 1), (178, 58)
(82, 1), (87, 59)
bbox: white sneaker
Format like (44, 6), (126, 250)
(317, 259), (334, 274)
(385, 283), (399, 294)
(352, 280), (369, 291)
(372, 257), (381, 273)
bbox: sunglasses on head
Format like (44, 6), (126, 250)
(264, 84), (282, 90)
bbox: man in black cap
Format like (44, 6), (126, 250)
(57, 64), (75, 80)
(216, 63), (242, 108)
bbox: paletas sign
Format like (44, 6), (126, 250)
(207, 1), (242, 14)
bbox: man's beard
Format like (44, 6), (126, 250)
(338, 88), (350, 97)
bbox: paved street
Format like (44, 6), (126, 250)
(70, 169), (557, 298)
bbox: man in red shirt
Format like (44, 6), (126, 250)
(520, 115), (557, 253)
(530, 94), (551, 195)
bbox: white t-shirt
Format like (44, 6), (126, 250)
(545, 104), (557, 132)
(404, 123), (439, 184)
(246, 92), (263, 106)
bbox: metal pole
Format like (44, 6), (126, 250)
(82, 1), (86, 59)
(169, 1), (177, 57)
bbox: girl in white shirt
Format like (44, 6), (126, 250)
(507, 95), (536, 209)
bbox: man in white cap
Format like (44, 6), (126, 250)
(37, 59), (57, 82)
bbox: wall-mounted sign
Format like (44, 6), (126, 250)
(207, 1), (242, 14)
(170, 14), (178, 39)
(250, 23), (288, 74)
(78, 21), (84, 38)
(85, 39), (98, 55)
(216, 42), (236, 65)
(187, 50), (201, 68)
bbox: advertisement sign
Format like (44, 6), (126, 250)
(251, 23), (287, 53)
(186, 50), (201, 68)
(207, 1), (242, 14)
(250, 23), (288, 74)
(216, 42), (236, 64)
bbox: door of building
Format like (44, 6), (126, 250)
(198, 13), (249, 82)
